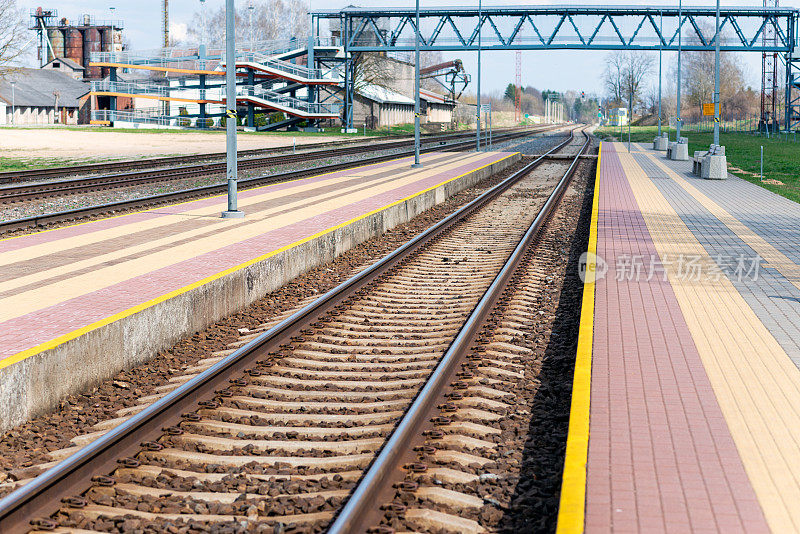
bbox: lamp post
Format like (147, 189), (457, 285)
(658, 10), (663, 137)
(412, 0), (422, 167)
(10, 81), (16, 126)
(676, 0), (683, 142)
(476, 0), (481, 151)
(222, 0), (243, 218)
(713, 0), (720, 145)
(248, 1), (255, 50)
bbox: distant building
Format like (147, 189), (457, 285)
(352, 56), (458, 129)
(41, 57), (86, 81)
(0, 68), (90, 125)
(354, 85), (415, 128)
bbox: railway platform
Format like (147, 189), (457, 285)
(0, 150), (519, 433)
(558, 141), (800, 533)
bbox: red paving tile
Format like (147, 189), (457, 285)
(585, 145), (769, 532)
(0, 152), (509, 363)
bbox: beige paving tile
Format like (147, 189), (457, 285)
(616, 144), (800, 532)
(0, 152), (494, 323)
(0, 152), (477, 268)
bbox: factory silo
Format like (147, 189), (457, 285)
(100, 28), (113, 77)
(65, 28), (84, 65)
(47, 28), (65, 62)
(83, 28), (102, 78)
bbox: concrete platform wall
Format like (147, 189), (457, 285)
(0, 153), (521, 432)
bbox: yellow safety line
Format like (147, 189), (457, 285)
(556, 142), (601, 534)
(0, 153), (518, 371)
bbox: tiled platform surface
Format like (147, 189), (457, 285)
(558, 142), (800, 533)
(0, 150), (518, 431)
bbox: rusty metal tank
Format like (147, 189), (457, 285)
(82, 28), (102, 79)
(47, 28), (65, 62)
(100, 28), (113, 77)
(65, 28), (84, 65)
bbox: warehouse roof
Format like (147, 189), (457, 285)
(357, 84), (415, 105)
(43, 57), (85, 72)
(0, 68), (89, 108)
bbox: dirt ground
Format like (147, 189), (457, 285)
(0, 128), (350, 160)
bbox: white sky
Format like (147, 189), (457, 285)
(20, 0), (800, 98)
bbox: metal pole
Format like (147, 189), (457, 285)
(676, 0), (682, 142)
(11, 82), (15, 126)
(713, 0), (720, 145)
(760, 145), (764, 181)
(476, 0), (481, 151)
(413, 0), (422, 167)
(248, 1), (254, 49)
(222, 0), (243, 218)
(658, 10), (663, 137)
(628, 90), (632, 152)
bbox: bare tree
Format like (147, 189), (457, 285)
(0, 0), (26, 75)
(682, 49), (748, 118)
(352, 53), (396, 93)
(188, 0), (309, 46)
(603, 51), (654, 111)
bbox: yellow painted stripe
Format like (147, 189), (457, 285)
(0, 153), (517, 371)
(556, 143), (601, 533)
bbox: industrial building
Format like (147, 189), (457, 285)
(0, 68), (90, 126)
(30, 7), (124, 80)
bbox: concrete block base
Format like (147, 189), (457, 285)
(654, 137), (669, 151)
(670, 143), (689, 161)
(702, 155), (728, 179)
(0, 153), (521, 432)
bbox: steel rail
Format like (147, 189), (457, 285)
(0, 128), (544, 233)
(0, 127), (525, 184)
(327, 128), (592, 534)
(0, 127), (540, 203)
(0, 128), (582, 534)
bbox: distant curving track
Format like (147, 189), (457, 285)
(0, 128), (591, 534)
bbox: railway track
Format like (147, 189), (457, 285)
(0, 128), (591, 533)
(0, 127), (549, 205)
(0, 128), (550, 234)
(0, 128), (526, 186)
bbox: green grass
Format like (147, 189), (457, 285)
(0, 156), (122, 172)
(596, 125), (800, 204)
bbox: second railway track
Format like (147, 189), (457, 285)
(0, 127), (540, 202)
(0, 128), (592, 533)
(0, 127), (551, 234)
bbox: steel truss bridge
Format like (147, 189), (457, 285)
(311, 5), (800, 130)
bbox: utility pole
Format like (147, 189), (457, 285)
(222, 0), (243, 218)
(248, 1), (255, 49)
(676, 0), (683, 141)
(476, 0), (482, 151)
(713, 0), (721, 145)
(10, 81), (16, 126)
(658, 10), (663, 137)
(163, 0), (169, 48)
(413, 0), (422, 167)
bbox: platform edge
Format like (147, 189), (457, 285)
(555, 142), (600, 534)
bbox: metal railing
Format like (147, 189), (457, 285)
(90, 38), (342, 68)
(242, 85), (341, 116)
(90, 80), (172, 98)
(231, 51), (327, 80)
(92, 109), (175, 126)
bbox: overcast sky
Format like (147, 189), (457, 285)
(20, 0), (799, 97)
